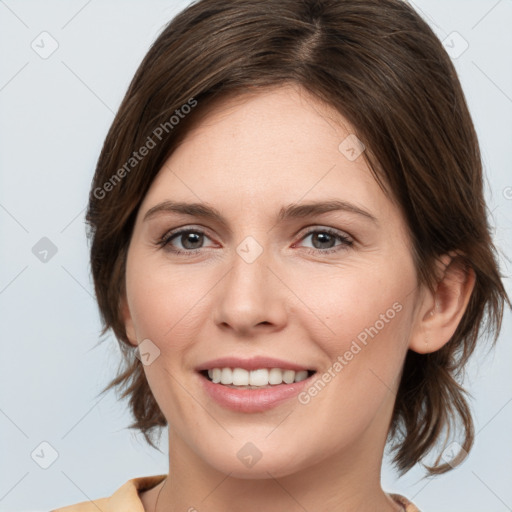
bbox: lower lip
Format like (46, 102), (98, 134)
(199, 373), (313, 413)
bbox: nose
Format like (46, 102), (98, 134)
(213, 242), (288, 337)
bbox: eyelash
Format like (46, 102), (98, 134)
(156, 226), (353, 257)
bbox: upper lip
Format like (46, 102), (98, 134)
(195, 356), (314, 372)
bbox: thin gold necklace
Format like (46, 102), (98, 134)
(153, 477), (406, 512)
(153, 476), (167, 512)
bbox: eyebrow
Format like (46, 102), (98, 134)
(143, 199), (378, 225)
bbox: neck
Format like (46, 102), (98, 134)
(151, 426), (402, 512)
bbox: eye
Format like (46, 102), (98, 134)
(157, 228), (215, 256)
(156, 226), (353, 257)
(295, 228), (353, 255)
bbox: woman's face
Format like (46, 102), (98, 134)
(123, 84), (426, 478)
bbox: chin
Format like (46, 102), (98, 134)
(209, 457), (304, 480)
(194, 438), (314, 480)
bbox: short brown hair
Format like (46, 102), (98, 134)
(86, 0), (510, 475)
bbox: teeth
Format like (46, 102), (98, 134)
(268, 368), (283, 385)
(220, 368), (232, 385)
(205, 368), (311, 387)
(283, 370), (295, 384)
(295, 370), (309, 382)
(233, 367), (250, 386)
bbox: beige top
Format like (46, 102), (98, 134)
(52, 474), (420, 511)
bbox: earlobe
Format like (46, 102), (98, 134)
(120, 294), (138, 347)
(409, 253), (476, 354)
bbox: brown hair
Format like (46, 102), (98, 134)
(86, 0), (510, 475)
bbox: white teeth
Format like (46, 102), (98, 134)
(212, 368), (221, 383)
(232, 368), (249, 386)
(268, 368), (283, 385)
(220, 368), (233, 384)
(294, 370), (309, 382)
(282, 370), (295, 384)
(204, 367), (312, 387)
(249, 369), (268, 386)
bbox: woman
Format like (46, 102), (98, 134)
(53, 0), (509, 510)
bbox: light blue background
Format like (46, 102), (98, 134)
(1, 1), (511, 511)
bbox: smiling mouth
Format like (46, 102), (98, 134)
(199, 368), (316, 389)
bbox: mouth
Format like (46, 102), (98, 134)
(199, 368), (317, 389)
(195, 357), (318, 412)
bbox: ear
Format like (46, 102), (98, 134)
(409, 252), (476, 354)
(120, 293), (138, 347)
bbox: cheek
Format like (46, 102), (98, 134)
(294, 267), (415, 424)
(292, 261), (413, 355)
(125, 256), (211, 420)
(126, 255), (215, 351)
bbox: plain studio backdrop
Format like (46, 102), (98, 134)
(0, 1), (511, 511)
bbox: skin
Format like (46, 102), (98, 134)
(121, 84), (475, 512)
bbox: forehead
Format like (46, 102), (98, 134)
(138, 84), (396, 227)
(174, 84), (355, 164)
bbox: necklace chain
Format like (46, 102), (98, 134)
(152, 476), (407, 512)
(153, 476), (167, 512)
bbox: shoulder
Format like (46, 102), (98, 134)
(51, 497), (109, 512)
(51, 474), (167, 512)
(389, 493), (421, 512)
